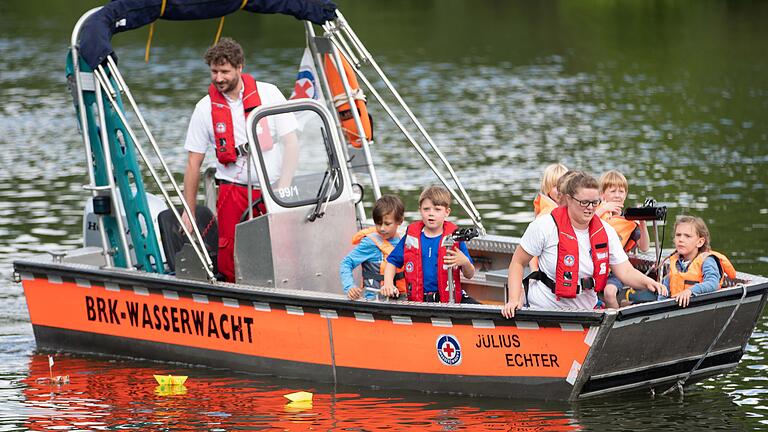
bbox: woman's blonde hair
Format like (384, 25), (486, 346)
(675, 215), (711, 252)
(540, 163), (569, 196)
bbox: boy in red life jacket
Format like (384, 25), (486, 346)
(380, 186), (477, 303)
(596, 170), (652, 308)
(180, 38), (299, 282)
(339, 195), (405, 300)
(660, 215), (736, 308)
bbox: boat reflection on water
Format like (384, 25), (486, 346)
(21, 354), (578, 431)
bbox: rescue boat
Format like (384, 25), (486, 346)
(12, 0), (768, 401)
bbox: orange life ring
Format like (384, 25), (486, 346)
(324, 52), (373, 148)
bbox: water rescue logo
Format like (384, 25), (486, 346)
(292, 70), (317, 100)
(215, 122), (226, 134)
(564, 255), (575, 267)
(436, 335), (461, 366)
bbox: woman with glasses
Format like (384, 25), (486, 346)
(501, 171), (666, 318)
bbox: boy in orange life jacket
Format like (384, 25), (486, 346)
(381, 186), (476, 303)
(339, 195), (405, 300)
(533, 163), (568, 217)
(660, 215), (736, 308)
(597, 170), (651, 308)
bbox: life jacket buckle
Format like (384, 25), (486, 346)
(234, 143), (250, 158)
(579, 277), (595, 291)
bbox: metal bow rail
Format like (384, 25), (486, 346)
(69, 7), (216, 282)
(321, 11), (486, 234)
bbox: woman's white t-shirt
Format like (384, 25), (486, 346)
(184, 81), (298, 186)
(519, 215), (628, 311)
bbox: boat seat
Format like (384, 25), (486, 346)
(157, 207), (218, 273)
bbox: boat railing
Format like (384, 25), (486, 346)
(321, 11), (486, 234)
(97, 56), (216, 280)
(69, 7), (215, 282)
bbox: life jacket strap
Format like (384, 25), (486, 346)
(364, 272), (405, 283)
(523, 270), (595, 295)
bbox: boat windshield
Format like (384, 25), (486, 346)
(252, 107), (341, 208)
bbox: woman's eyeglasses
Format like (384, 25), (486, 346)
(569, 195), (602, 208)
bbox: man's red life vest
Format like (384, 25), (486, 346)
(550, 206), (610, 298)
(403, 221), (462, 303)
(209, 73), (273, 165)
(668, 251), (737, 296)
(600, 213), (641, 252)
(351, 227), (406, 293)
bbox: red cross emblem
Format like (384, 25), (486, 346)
(436, 335), (461, 365)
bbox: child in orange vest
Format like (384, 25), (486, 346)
(598, 170), (652, 308)
(661, 215), (736, 308)
(533, 163), (568, 217)
(530, 164), (569, 273)
(339, 195), (405, 300)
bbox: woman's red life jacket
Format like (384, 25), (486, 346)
(550, 206), (610, 297)
(209, 73), (273, 165)
(403, 221), (462, 303)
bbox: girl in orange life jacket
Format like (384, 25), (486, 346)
(501, 171), (667, 318)
(597, 170), (652, 308)
(380, 186), (476, 303)
(339, 195), (405, 300)
(661, 216), (737, 308)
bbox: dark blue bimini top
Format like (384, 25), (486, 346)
(79, 0), (337, 69)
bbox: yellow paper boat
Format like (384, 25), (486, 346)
(153, 374), (188, 386)
(283, 391), (313, 402)
(284, 400), (313, 411)
(155, 385), (188, 396)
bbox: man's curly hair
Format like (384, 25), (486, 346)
(204, 37), (244, 67)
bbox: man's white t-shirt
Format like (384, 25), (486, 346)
(184, 81), (298, 186)
(519, 215), (628, 311)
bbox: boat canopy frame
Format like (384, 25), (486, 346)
(67, 1), (486, 283)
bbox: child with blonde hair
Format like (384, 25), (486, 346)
(533, 163), (568, 217)
(597, 170), (649, 252)
(598, 170), (652, 308)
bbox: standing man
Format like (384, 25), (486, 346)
(182, 37), (299, 282)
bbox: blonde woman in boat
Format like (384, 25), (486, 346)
(501, 171), (667, 318)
